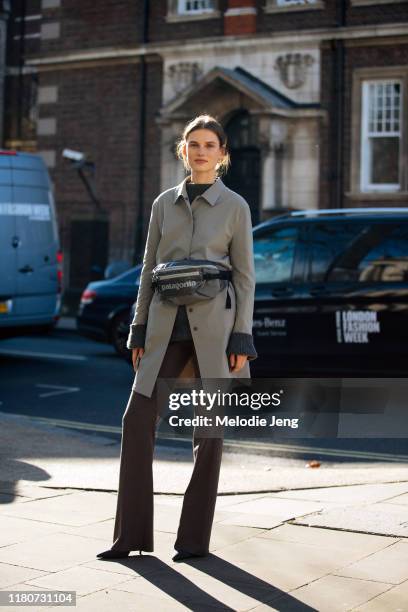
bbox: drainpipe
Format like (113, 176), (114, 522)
(17, 0), (26, 141)
(0, 1), (11, 145)
(331, 0), (346, 208)
(133, 0), (149, 264)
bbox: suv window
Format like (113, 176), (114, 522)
(351, 224), (408, 282)
(309, 221), (408, 283)
(253, 226), (298, 284)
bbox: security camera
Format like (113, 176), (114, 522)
(62, 148), (85, 162)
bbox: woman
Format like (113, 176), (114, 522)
(97, 114), (257, 562)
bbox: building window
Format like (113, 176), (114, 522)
(361, 80), (402, 192)
(166, 0), (219, 20)
(178, 0), (215, 14)
(264, 0), (323, 11)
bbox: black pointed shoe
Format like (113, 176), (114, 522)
(172, 550), (207, 562)
(96, 549), (131, 559)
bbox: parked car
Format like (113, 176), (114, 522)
(76, 264), (141, 358)
(251, 207), (408, 377)
(0, 150), (62, 338)
(121, 208), (408, 377)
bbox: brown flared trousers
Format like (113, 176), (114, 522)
(111, 339), (224, 555)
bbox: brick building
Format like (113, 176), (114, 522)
(4, 0), (408, 305)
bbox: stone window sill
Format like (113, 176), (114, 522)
(165, 10), (221, 23)
(263, 1), (325, 14)
(351, 0), (407, 6)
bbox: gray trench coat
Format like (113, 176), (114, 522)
(126, 174), (258, 399)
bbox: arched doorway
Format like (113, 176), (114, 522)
(223, 110), (260, 226)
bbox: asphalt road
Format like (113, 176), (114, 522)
(0, 325), (407, 464)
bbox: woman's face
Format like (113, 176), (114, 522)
(183, 128), (225, 174)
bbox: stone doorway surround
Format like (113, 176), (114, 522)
(156, 64), (323, 215)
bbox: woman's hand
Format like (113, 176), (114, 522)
(229, 353), (248, 373)
(132, 347), (145, 371)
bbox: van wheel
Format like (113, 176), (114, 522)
(111, 311), (132, 361)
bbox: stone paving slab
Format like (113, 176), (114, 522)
(25, 565), (136, 598)
(218, 513), (284, 529)
(293, 503), (408, 537)
(0, 482), (68, 500)
(268, 481), (408, 504)
(250, 575), (392, 612)
(0, 563), (48, 590)
(0, 515), (63, 547)
(0, 532), (104, 573)
(215, 495), (344, 520)
(384, 491), (408, 505)
(146, 493), (233, 508)
(256, 523), (398, 556)
(357, 579), (408, 611)
(203, 523), (266, 553)
(334, 540), (408, 584)
(55, 518), (116, 542)
(48, 588), (190, 612)
(0, 584), (58, 612)
(204, 536), (364, 592)
(83, 556), (164, 579)
(0, 491), (117, 527)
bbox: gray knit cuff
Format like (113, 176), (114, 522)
(126, 323), (147, 350)
(226, 332), (258, 360)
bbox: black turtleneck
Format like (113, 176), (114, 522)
(185, 181), (213, 204)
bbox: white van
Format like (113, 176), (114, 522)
(0, 150), (62, 335)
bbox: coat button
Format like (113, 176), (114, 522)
(189, 307), (193, 312)
(193, 326), (198, 331)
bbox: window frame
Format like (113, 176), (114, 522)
(177, 0), (215, 14)
(360, 79), (402, 193)
(166, 0), (220, 21)
(349, 66), (408, 200)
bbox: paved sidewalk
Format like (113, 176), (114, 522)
(0, 412), (407, 611)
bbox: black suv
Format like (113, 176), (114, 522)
(251, 208), (408, 377)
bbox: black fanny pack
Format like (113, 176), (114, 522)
(151, 258), (232, 306)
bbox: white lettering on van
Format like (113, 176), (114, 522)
(336, 310), (381, 344)
(0, 203), (50, 220)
